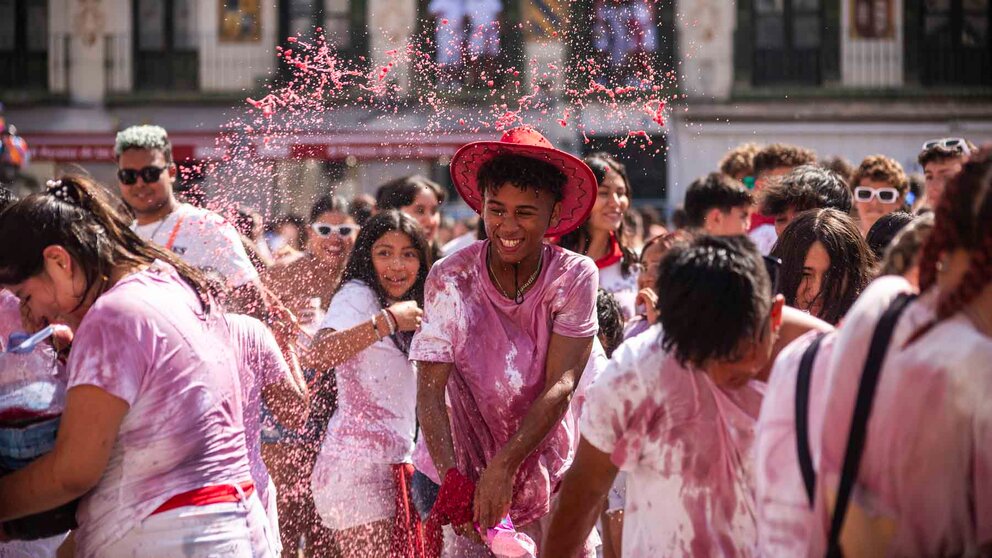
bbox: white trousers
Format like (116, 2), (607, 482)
(101, 494), (275, 558)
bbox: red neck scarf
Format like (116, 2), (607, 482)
(594, 233), (624, 269)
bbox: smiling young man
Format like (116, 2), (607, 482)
(684, 172), (755, 237)
(544, 235), (787, 557)
(412, 127), (600, 555)
(115, 125), (263, 312)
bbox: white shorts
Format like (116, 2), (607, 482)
(101, 494), (275, 558)
(0, 535), (66, 558)
(311, 457), (396, 531)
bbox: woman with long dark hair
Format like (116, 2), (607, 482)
(0, 175), (274, 557)
(376, 175), (446, 259)
(559, 153), (640, 319)
(771, 208), (875, 325)
(305, 210), (430, 557)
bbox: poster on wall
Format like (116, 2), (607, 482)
(851, 0), (894, 39)
(219, 0), (262, 42)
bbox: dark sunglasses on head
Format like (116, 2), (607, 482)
(310, 223), (357, 237)
(117, 166), (168, 185)
(922, 137), (971, 156)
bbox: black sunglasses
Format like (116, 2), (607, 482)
(117, 166), (167, 186)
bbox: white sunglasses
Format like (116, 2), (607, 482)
(853, 186), (900, 204)
(310, 223), (358, 237)
(922, 137), (971, 156)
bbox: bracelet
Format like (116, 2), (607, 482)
(370, 313), (383, 341)
(382, 309), (398, 335)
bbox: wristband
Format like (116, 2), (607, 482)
(383, 309), (398, 335)
(370, 313), (383, 340)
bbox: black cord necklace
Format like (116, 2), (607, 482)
(488, 244), (543, 305)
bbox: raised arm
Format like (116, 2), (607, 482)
(473, 332), (593, 529)
(304, 300), (420, 372)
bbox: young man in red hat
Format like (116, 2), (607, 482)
(412, 126), (600, 555)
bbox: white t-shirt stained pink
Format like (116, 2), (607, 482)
(754, 329), (837, 556)
(315, 280), (417, 465)
(580, 324), (764, 557)
(570, 336), (608, 425)
(226, 313), (291, 510)
(66, 261), (255, 558)
(810, 276), (992, 556)
(598, 260), (639, 321)
(132, 202), (258, 288)
(410, 240), (599, 526)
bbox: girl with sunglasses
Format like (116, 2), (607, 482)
(260, 194), (357, 557)
(0, 175), (274, 557)
(851, 155), (910, 237)
(305, 210), (430, 556)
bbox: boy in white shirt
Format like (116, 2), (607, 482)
(115, 125), (266, 314)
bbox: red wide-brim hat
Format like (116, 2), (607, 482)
(449, 126), (597, 237)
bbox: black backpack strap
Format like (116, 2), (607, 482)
(826, 292), (917, 558)
(795, 332), (828, 507)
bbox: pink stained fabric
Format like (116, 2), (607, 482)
(0, 290), (22, 345)
(225, 313), (291, 513)
(316, 280), (418, 465)
(810, 276), (992, 556)
(65, 261), (258, 558)
(580, 324), (765, 557)
(754, 329), (837, 556)
(410, 240), (599, 526)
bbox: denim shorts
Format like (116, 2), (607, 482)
(261, 368), (336, 446)
(0, 416), (60, 472)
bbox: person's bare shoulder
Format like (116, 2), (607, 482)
(780, 306), (834, 344)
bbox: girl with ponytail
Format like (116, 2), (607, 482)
(809, 147), (992, 556)
(0, 175), (275, 557)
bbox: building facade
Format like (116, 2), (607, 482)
(2, 0), (991, 216)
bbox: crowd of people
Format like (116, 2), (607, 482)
(0, 121), (987, 558)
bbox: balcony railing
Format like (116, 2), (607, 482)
(842, 37), (903, 88)
(104, 33), (276, 95)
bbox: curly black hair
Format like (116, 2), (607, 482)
(656, 235), (772, 368)
(596, 289), (624, 358)
(476, 153), (566, 202)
